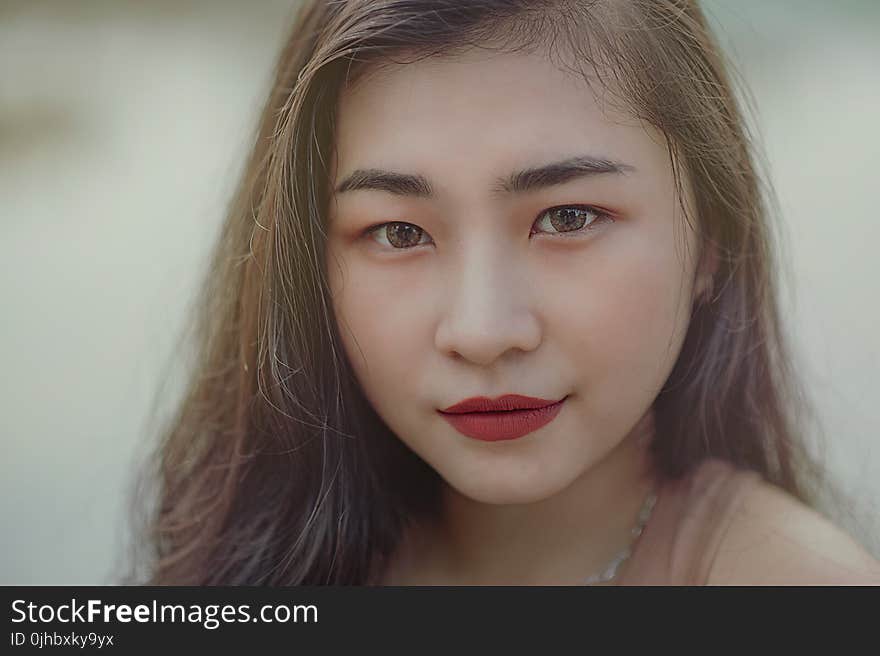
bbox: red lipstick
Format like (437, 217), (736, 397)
(438, 394), (567, 442)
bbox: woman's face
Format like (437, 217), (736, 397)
(326, 48), (707, 505)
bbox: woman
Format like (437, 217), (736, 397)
(131, 0), (880, 585)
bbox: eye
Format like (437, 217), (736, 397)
(531, 205), (613, 238)
(365, 222), (433, 249)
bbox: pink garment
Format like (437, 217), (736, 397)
(616, 457), (763, 585)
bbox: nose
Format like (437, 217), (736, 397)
(434, 239), (542, 366)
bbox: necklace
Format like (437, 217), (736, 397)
(582, 489), (658, 585)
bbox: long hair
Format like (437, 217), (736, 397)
(125, 0), (843, 585)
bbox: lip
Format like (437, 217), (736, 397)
(438, 394), (568, 442)
(440, 394), (563, 414)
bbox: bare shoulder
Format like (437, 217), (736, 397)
(706, 478), (880, 585)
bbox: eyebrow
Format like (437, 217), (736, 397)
(333, 155), (636, 198)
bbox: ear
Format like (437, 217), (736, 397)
(693, 239), (719, 305)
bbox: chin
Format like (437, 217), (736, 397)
(442, 465), (578, 506)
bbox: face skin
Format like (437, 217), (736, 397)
(325, 47), (714, 584)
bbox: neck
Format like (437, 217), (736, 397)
(394, 409), (660, 585)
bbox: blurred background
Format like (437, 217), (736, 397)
(1, 1), (878, 584)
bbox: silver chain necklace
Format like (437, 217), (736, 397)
(582, 490), (658, 585)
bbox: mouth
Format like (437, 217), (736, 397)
(437, 394), (568, 442)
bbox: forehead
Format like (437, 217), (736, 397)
(332, 48), (670, 190)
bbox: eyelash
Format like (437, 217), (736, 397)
(363, 205), (614, 250)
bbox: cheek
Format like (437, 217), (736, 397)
(554, 230), (694, 385)
(328, 252), (431, 401)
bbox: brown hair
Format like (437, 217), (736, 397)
(124, 0), (844, 585)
